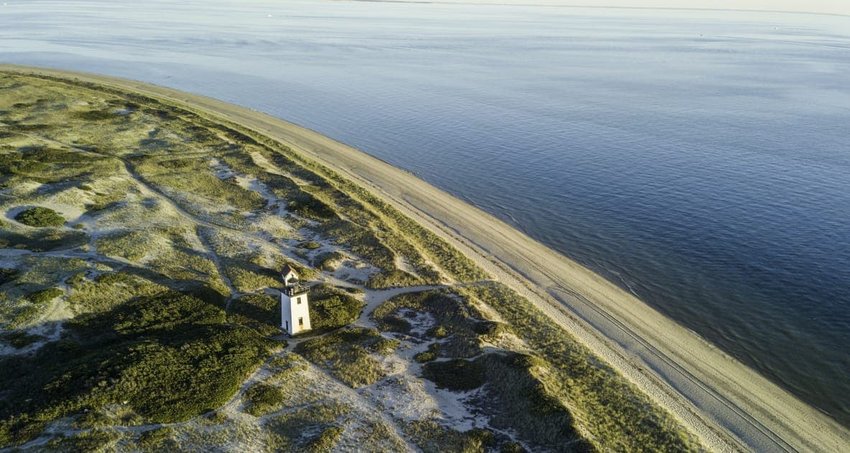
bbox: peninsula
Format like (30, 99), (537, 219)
(0, 65), (847, 451)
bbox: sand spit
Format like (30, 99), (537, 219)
(3, 64), (847, 452)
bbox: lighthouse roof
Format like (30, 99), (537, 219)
(281, 265), (298, 277)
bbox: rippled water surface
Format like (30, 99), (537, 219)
(2, 0), (849, 424)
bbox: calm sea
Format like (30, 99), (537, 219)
(2, 0), (849, 425)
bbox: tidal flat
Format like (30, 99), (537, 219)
(0, 72), (699, 451)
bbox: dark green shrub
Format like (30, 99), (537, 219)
(73, 109), (117, 121)
(428, 325), (448, 339)
(299, 241), (321, 250)
(414, 344), (440, 363)
(0, 268), (18, 285)
(137, 427), (177, 451)
(309, 285), (365, 332)
(0, 331), (44, 349)
(308, 425), (344, 452)
(422, 359), (486, 391)
(243, 383), (285, 416)
(228, 294), (280, 337)
(14, 207), (65, 227)
(0, 290), (272, 446)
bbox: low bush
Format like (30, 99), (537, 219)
(414, 344), (440, 363)
(0, 228), (87, 252)
(73, 109), (118, 121)
(43, 428), (122, 451)
(308, 425), (345, 452)
(366, 269), (422, 289)
(137, 427), (178, 451)
(313, 250), (345, 271)
(228, 293), (280, 337)
(295, 327), (389, 388)
(0, 268), (19, 285)
(0, 331), (44, 349)
(422, 359), (486, 391)
(476, 353), (591, 452)
(309, 284), (365, 332)
(14, 207), (65, 227)
(266, 402), (350, 451)
(373, 290), (485, 358)
(403, 419), (495, 453)
(0, 290), (272, 447)
(243, 382), (285, 416)
(299, 240), (321, 250)
(26, 287), (63, 304)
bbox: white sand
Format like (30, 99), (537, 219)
(4, 64), (848, 451)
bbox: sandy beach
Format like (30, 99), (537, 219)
(4, 64), (847, 452)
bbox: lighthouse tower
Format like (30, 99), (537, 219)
(280, 265), (311, 336)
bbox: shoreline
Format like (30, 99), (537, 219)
(3, 64), (848, 451)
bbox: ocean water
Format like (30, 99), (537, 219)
(2, 0), (849, 425)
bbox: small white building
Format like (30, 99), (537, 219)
(282, 265), (299, 286)
(280, 266), (311, 336)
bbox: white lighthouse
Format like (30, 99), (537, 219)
(280, 265), (311, 336)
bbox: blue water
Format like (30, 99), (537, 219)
(2, 0), (849, 425)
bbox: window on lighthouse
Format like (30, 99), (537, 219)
(298, 317), (304, 326)
(296, 297), (301, 304)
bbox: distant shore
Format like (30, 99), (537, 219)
(350, 0), (850, 17)
(4, 63), (847, 451)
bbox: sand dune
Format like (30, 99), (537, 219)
(4, 64), (848, 452)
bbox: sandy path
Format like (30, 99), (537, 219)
(3, 65), (848, 452)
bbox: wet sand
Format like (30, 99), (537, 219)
(3, 64), (848, 451)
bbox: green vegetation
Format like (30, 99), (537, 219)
(463, 282), (699, 451)
(299, 240), (321, 250)
(403, 420), (495, 453)
(313, 250), (345, 271)
(309, 284), (365, 332)
(14, 207), (65, 227)
(414, 343), (440, 363)
(224, 260), (281, 293)
(423, 358), (486, 391)
(131, 155), (266, 214)
(0, 289), (273, 446)
(0, 227), (87, 252)
(421, 352), (592, 451)
(366, 269), (423, 289)
(0, 268), (20, 285)
(0, 146), (120, 185)
(243, 382), (285, 416)
(67, 271), (169, 314)
(26, 287), (63, 304)
(137, 427), (178, 451)
(0, 330), (44, 349)
(95, 230), (155, 262)
(266, 402), (350, 451)
(296, 327), (394, 387)
(42, 428), (122, 452)
(228, 293), (280, 337)
(373, 290), (487, 358)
